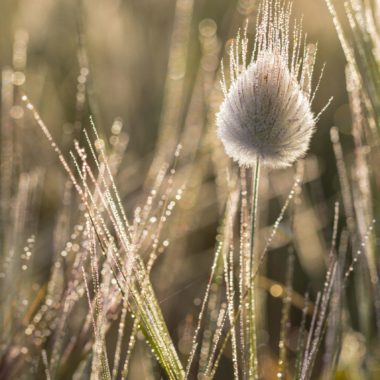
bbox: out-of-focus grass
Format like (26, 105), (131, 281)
(0, 0), (379, 379)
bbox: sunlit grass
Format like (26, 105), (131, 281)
(0, 0), (380, 379)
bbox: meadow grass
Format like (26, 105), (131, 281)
(1, 0), (380, 379)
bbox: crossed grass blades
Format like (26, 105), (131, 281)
(1, 0), (380, 379)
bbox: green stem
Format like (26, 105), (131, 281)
(250, 158), (261, 271)
(248, 157), (260, 379)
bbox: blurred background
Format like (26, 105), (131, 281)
(1, 0), (376, 379)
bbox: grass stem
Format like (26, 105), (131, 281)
(248, 157), (260, 379)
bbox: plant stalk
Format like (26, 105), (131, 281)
(248, 157), (260, 379)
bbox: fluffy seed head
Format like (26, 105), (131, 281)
(217, 0), (326, 168)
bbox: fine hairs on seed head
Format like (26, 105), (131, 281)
(217, 0), (330, 168)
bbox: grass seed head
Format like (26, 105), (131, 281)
(217, 0), (319, 169)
